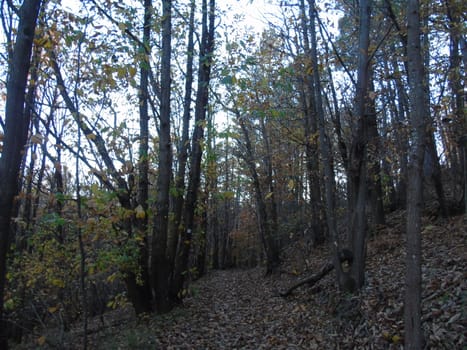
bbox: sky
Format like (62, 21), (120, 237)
(61, 0), (275, 30)
(220, 0), (278, 33)
(233, 0), (273, 28)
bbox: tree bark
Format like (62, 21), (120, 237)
(0, 1), (42, 348)
(172, 0), (216, 296)
(299, 0), (325, 244)
(167, 0), (195, 283)
(126, 0), (153, 315)
(404, 0), (427, 347)
(151, 0), (173, 313)
(421, 14), (448, 218)
(445, 0), (466, 199)
(279, 263), (334, 297)
(367, 77), (385, 225)
(308, 0), (347, 291)
(348, 0), (371, 290)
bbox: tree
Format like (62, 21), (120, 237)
(219, 30), (293, 273)
(132, 0), (153, 314)
(236, 110), (281, 273)
(167, 0), (195, 288)
(0, 0), (42, 348)
(404, 0), (428, 346)
(40, 0), (220, 316)
(444, 0), (465, 213)
(151, 0), (174, 313)
(307, 0), (350, 291)
(298, 0), (325, 245)
(348, 0), (371, 290)
(172, 0), (216, 297)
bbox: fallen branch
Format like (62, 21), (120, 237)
(279, 262), (334, 297)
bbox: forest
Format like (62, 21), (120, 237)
(0, 0), (465, 348)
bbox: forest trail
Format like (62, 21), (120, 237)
(97, 267), (339, 349)
(93, 213), (466, 349)
(152, 268), (332, 349)
(16, 213), (466, 349)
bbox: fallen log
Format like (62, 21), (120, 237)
(279, 262), (334, 297)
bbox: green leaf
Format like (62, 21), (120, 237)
(221, 74), (236, 85)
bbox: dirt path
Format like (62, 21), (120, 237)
(99, 215), (465, 349)
(149, 268), (334, 349)
(24, 213), (464, 349)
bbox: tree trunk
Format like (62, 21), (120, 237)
(367, 77), (385, 225)
(308, 0), (347, 290)
(404, 0), (426, 347)
(348, 0), (371, 290)
(205, 115), (220, 270)
(299, 0), (325, 244)
(445, 0), (466, 201)
(172, 0), (216, 296)
(381, 58), (401, 211)
(167, 0), (195, 278)
(421, 14), (448, 218)
(237, 116), (280, 274)
(17, 43), (43, 249)
(0, 1), (42, 348)
(259, 116), (280, 260)
(130, 0), (153, 314)
(391, 56), (410, 209)
(151, 0), (173, 313)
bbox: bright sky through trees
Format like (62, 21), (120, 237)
(224, 0), (272, 32)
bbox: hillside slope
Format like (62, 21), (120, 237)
(15, 213), (466, 349)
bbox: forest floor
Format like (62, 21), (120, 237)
(15, 212), (466, 349)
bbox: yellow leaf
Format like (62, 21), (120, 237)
(222, 191), (235, 200)
(423, 225), (435, 233)
(128, 66), (137, 77)
(391, 335), (401, 344)
(107, 273), (118, 283)
(135, 204), (146, 219)
(43, 39), (53, 49)
(86, 133), (96, 140)
(117, 67), (126, 79)
(37, 336), (46, 346)
(48, 306), (58, 313)
(265, 192), (273, 200)
(51, 278), (65, 288)
(287, 179), (295, 191)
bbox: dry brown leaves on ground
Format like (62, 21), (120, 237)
(16, 213), (466, 349)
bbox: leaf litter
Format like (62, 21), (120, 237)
(14, 213), (466, 349)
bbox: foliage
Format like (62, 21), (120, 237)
(0, 0), (465, 346)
